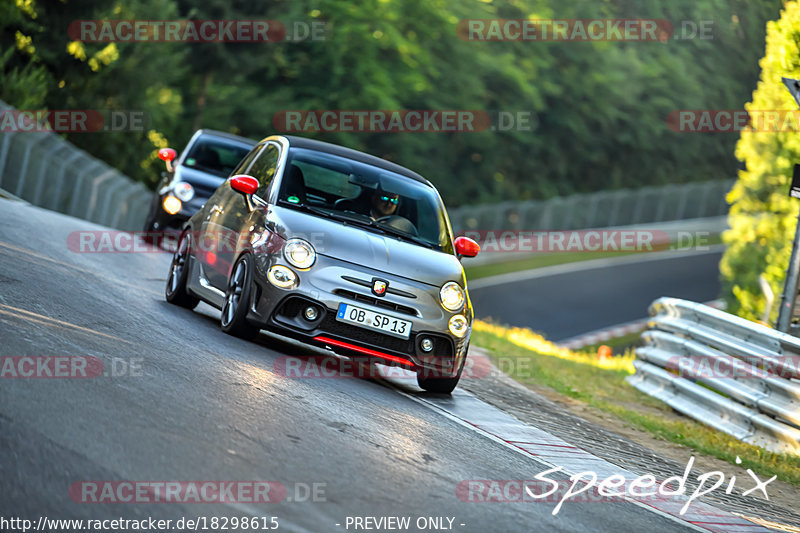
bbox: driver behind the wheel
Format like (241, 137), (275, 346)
(370, 188), (400, 220)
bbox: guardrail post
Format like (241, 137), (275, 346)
(14, 133), (47, 197)
(0, 131), (17, 189)
(84, 168), (117, 222)
(32, 143), (69, 206)
(777, 202), (800, 332)
(47, 151), (81, 210)
(96, 176), (128, 226)
(607, 190), (625, 227)
(67, 160), (103, 216)
(776, 78), (800, 334)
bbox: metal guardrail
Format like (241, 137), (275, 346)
(628, 297), (800, 455)
(448, 180), (732, 233)
(0, 100), (151, 231)
(0, 97), (729, 235)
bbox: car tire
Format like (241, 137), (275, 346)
(165, 230), (199, 309)
(220, 254), (260, 340)
(416, 348), (467, 394)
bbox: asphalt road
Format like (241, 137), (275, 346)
(0, 199), (738, 532)
(468, 250), (723, 341)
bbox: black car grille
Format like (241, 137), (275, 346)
(319, 313), (414, 354)
(333, 289), (418, 317)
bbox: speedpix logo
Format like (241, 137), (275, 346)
(457, 456), (775, 516)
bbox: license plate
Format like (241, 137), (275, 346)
(336, 303), (412, 339)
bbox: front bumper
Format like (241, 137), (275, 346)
(150, 194), (207, 231)
(245, 255), (471, 377)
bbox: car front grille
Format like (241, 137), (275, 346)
(333, 289), (418, 317)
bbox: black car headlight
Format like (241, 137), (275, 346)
(173, 182), (195, 202)
(284, 239), (316, 269)
(162, 195), (182, 215)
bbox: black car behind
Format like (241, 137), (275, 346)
(143, 129), (256, 233)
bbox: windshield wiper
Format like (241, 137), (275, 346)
(277, 200), (343, 221)
(366, 221), (437, 249)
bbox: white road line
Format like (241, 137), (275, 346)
(0, 303), (132, 344)
(468, 245), (726, 290)
(557, 300), (724, 348)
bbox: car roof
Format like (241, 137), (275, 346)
(196, 129), (257, 147)
(281, 135), (432, 186)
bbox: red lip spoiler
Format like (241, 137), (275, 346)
(313, 336), (415, 367)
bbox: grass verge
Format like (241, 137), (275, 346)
(582, 330), (645, 354)
(472, 319), (800, 487)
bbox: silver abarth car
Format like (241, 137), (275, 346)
(165, 135), (480, 393)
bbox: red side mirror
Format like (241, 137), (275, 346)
(230, 174), (259, 195)
(454, 236), (480, 258)
(158, 148), (176, 162)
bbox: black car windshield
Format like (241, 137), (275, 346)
(182, 137), (252, 177)
(278, 147), (454, 253)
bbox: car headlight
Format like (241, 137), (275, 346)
(439, 282), (465, 311)
(173, 182), (194, 202)
(284, 239), (316, 269)
(162, 195), (182, 215)
(268, 265), (297, 289)
(449, 314), (468, 337)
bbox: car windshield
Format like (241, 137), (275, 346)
(278, 147), (454, 253)
(182, 137), (252, 177)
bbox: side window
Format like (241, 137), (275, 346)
(248, 143), (280, 197)
(231, 144), (263, 177)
